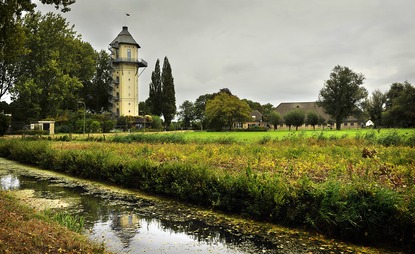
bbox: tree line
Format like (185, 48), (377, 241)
(168, 65), (414, 131)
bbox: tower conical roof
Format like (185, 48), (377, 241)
(110, 26), (140, 48)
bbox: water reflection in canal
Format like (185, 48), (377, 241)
(0, 162), (275, 254)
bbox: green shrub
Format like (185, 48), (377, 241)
(377, 131), (402, 146)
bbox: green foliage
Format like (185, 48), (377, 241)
(43, 210), (84, 233)
(148, 59), (162, 116)
(12, 12), (94, 120)
(0, 0), (75, 101)
(383, 82), (415, 128)
(81, 50), (113, 113)
(364, 90), (386, 128)
(89, 120), (101, 133)
(284, 109), (305, 131)
(1, 131), (415, 249)
(205, 92), (252, 131)
(161, 57), (176, 127)
(0, 114), (10, 135)
(178, 100), (195, 129)
(318, 65), (368, 130)
(306, 112), (319, 130)
(111, 133), (187, 144)
(269, 111), (282, 129)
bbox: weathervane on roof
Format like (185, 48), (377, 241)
(125, 12), (130, 26)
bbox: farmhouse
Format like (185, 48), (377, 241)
(274, 102), (362, 130)
(243, 110), (269, 129)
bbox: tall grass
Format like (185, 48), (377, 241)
(42, 209), (85, 233)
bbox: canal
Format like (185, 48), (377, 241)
(0, 158), (397, 253)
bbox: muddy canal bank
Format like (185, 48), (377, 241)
(0, 158), (400, 253)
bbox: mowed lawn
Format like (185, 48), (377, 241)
(163, 128), (415, 143)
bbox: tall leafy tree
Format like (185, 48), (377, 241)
(318, 65), (368, 130)
(383, 82), (415, 127)
(81, 50), (113, 113)
(161, 57), (176, 128)
(194, 94), (214, 130)
(178, 100), (195, 129)
(11, 12), (95, 120)
(0, 0), (75, 101)
(306, 111), (319, 130)
(269, 111), (282, 130)
(363, 89), (386, 128)
(261, 103), (274, 122)
(139, 100), (151, 115)
(148, 59), (162, 116)
(205, 92), (251, 131)
(284, 109), (305, 131)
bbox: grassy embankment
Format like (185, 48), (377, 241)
(1, 128), (415, 251)
(0, 191), (109, 253)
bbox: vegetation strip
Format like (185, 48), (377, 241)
(0, 131), (414, 252)
(0, 191), (108, 254)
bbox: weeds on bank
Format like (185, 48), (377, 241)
(42, 209), (85, 233)
(0, 191), (108, 254)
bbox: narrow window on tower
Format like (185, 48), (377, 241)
(127, 49), (131, 61)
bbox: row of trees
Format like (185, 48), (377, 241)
(145, 57), (176, 128)
(318, 65), (415, 130)
(171, 65), (414, 131)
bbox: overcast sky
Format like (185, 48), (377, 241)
(35, 0), (415, 107)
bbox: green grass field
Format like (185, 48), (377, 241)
(180, 128), (415, 142)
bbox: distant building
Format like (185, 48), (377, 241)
(30, 121), (55, 135)
(109, 26), (147, 117)
(242, 110), (269, 129)
(274, 102), (361, 129)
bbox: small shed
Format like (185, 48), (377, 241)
(30, 121), (55, 135)
(365, 120), (374, 127)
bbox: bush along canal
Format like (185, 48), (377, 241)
(0, 158), (399, 254)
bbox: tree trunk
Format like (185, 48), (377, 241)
(336, 119), (341, 130)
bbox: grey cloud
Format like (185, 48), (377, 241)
(35, 0), (415, 107)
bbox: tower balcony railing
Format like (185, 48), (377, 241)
(112, 57), (147, 67)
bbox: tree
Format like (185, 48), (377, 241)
(306, 112), (319, 130)
(318, 65), (368, 130)
(284, 109), (305, 131)
(318, 115), (327, 129)
(383, 82), (415, 127)
(11, 12), (94, 121)
(139, 100), (151, 116)
(178, 100), (195, 129)
(205, 92), (251, 131)
(81, 50), (112, 113)
(0, 0), (75, 101)
(148, 59), (162, 116)
(269, 111), (282, 130)
(363, 90), (386, 128)
(161, 57), (176, 128)
(0, 114), (10, 135)
(194, 94), (214, 130)
(261, 103), (274, 122)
